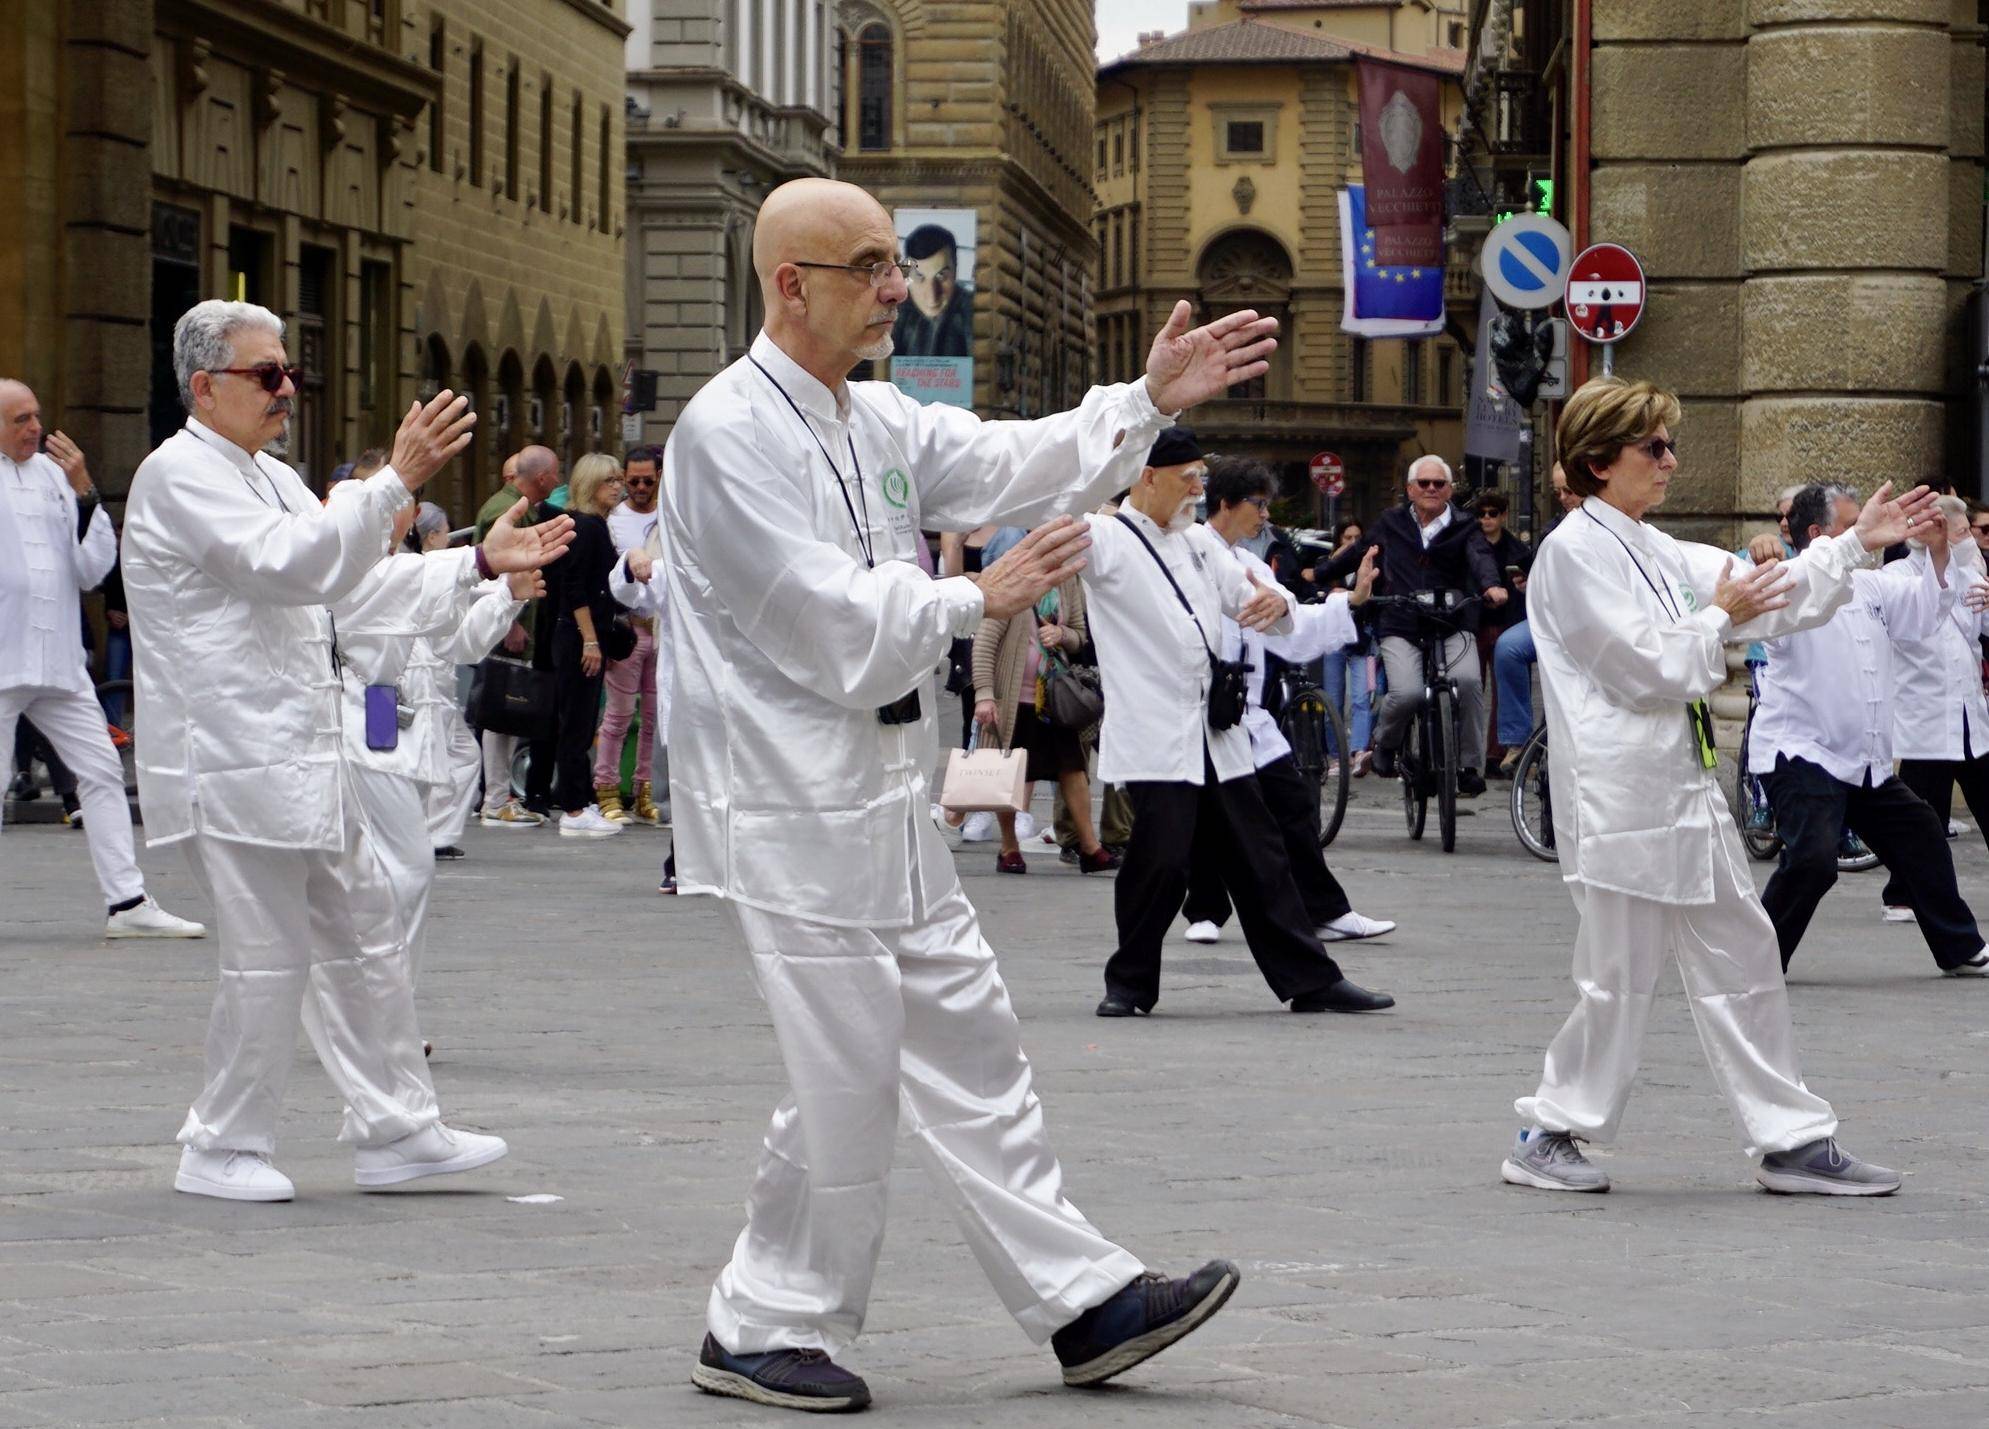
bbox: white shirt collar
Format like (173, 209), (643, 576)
(1415, 502), (1453, 545)
(186, 417), (261, 473)
(1579, 494), (1650, 552)
(750, 331), (850, 425)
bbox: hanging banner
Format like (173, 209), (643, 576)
(1357, 58), (1445, 230)
(1466, 288), (1524, 464)
(1338, 185), (1445, 337)
(889, 208), (976, 408)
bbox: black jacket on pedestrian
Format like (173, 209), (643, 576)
(1322, 502), (1502, 639)
(1473, 528), (1534, 628)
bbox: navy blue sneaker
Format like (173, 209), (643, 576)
(1051, 1260), (1240, 1387)
(690, 1333), (871, 1413)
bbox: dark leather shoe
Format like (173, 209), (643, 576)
(1371, 745), (1398, 780)
(996, 849), (1028, 874)
(691, 1333), (871, 1412)
(1077, 845), (1121, 874)
(1053, 1259), (1241, 1386)
(1290, 979), (1395, 1013)
(1095, 992), (1145, 1018)
(1457, 771), (1487, 798)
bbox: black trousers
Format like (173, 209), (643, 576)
(524, 614), (560, 811)
(1760, 754), (1982, 972)
(550, 621), (606, 814)
(1886, 719), (1989, 906)
(1104, 754), (1344, 1010)
(1183, 755), (1354, 930)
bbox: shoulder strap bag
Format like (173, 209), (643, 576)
(1114, 514), (1251, 730)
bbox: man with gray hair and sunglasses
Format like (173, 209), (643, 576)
(122, 299), (574, 1203)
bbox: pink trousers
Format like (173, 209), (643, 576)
(593, 622), (657, 786)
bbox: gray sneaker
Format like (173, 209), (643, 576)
(1755, 1138), (1901, 1196)
(1500, 1127), (1609, 1193)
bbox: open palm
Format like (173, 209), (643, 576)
(1145, 300), (1280, 414)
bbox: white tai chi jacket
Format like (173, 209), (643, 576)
(0, 451), (116, 695)
(1749, 548), (1952, 785)
(663, 331), (1171, 928)
(1891, 558), (1989, 764)
(1081, 508), (1296, 786)
(122, 420), (489, 851)
(608, 544), (673, 753)
(1215, 543), (1358, 771)
(1531, 496), (1866, 906)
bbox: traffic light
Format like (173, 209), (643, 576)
(1489, 309), (1557, 409)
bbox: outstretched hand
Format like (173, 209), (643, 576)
(481, 499), (576, 574)
(1714, 557), (1794, 627)
(1348, 546), (1380, 606)
(977, 516), (1091, 620)
(1237, 571), (1288, 632)
(1852, 481), (1940, 553)
(390, 390), (476, 492)
(1144, 300), (1279, 414)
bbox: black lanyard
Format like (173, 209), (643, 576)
(748, 356), (875, 569)
(1583, 507), (1718, 767)
(1583, 508), (1681, 620)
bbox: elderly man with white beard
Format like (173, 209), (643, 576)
(665, 176), (1276, 1413)
(122, 299), (573, 1203)
(0, 379), (204, 938)
(1080, 429), (1395, 1019)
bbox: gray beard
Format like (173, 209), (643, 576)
(858, 330), (895, 362)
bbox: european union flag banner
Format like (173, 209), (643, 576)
(1339, 185), (1445, 338)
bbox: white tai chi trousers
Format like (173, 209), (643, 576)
(424, 724), (482, 849)
(709, 883), (1145, 1357)
(1516, 822), (1839, 1159)
(178, 768), (439, 1155)
(0, 683), (144, 905)
(480, 729), (516, 815)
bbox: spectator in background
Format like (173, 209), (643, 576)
(100, 558), (131, 728)
(1471, 492), (1532, 774)
(546, 452), (626, 838)
(476, 447), (559, 826)
(1490, 463), (1583, 775)
(971, 570), (1116, 875)
(1318, 518), (1375, 776)
(595, 445), (664, 826)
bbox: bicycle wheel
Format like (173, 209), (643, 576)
(1436, 686), (1459, 853)
(1837, 831), (1880, 873)
(1318, 694), (1352, 848)
(1732, 723), (1780, 862)
(96, 679), (137, 795)
(1278, 689), (1328, 841)
(1402, 709), (1428, 840)
(1510, 725), (1557, 862)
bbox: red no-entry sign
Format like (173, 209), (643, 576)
(1310, 451), (1345, 497)
(1564, 243), (1646, 344)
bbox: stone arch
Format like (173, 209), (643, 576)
(529, 297), (558, 367)
(458, 279), (491, 356)
(495, 289), (526, 358)
(1193, 226), (1296, 306)
(419, 266), (456, 350)
(591, 312), (616, 369)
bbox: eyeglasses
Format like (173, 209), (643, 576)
(1633, 436), (1678, 462)
(1412, 479), (1451, 492)
(209, 363), (303, 394)
(1244, 496), (1270, 511)
(625, 475), (657, 487)
(791, 258), (915, 288)
(1971, 522), (1989, 534)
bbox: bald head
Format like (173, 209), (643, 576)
(751, 178), (910, 388)
(512, 444), (559, 502)
(752, 179), (894, 289)
(0, 379), (42, 463)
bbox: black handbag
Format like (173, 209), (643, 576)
(467, 656), (558, 740)
(1114, 514), (1253, 732)
(598, 607), (637, 663)
(1042, 656), (1105, 729)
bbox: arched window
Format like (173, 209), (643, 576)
(857, 23), (891, 152)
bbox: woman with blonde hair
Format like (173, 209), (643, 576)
(547, 452), (628, 837)
(1500, 375), (1934, 1198)
(971, 574), (1118, 874)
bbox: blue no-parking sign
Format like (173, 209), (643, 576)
(1482, 213), (1574, 310)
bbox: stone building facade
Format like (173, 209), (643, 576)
(1, 0), (626, 523)
(623, 1), (836, 446)
(1460, 0), (1986, 545)
(1097, 3), (1470, 522)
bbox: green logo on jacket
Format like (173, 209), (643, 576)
(881, 467), (910, 508)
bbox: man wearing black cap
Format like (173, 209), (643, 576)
(1078, 428), (1395, 1017)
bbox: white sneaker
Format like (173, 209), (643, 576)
(1184, 920), (1221, 944)
(559, 805), (624, 838)
(175, 1147), (294, 1202)
(960, 811), (996, 843)
(1950, 819), (1971, 838)
(105, 895), (206, 940)
(1318, 911), (1397, 942)
(1882, 905), (1915, 924)
(1014, 810), (1038, 841)
(354, 1123), (509, 1188)
(1945, 948), (1989, 977)
(481, 800), (545, 828)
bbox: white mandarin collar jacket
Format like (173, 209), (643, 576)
(123, 421), (484, 850)
(1532, 496), (1864, 906)
(0, 451), (116, 695)
(1892, 559), (1989, 764)
(662, 330), (1172, 927)
(1215, 543), (1357, 770)
(1081, 507), (1296, 786)
(1749, 548), (1951, 785)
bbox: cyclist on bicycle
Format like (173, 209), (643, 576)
(1321, 455), (1505, 794)
(1180, 458), (1395, 949)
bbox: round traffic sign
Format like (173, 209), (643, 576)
(1309, 451), (1345, 497)
(1481, 213), (1573, 310)
(1563, 243), (1646, 344)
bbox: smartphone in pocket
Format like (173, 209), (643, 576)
(364, 684), (400, 751)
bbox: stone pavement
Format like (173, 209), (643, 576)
(5, 778), (1989, 1427)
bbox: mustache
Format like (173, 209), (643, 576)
(265, 399), (293, 417)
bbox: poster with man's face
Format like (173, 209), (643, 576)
(889, 208), (976, 407)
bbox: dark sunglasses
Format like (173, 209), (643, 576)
(1972, 522), (1989, 534)
(1632, 436), (1678, 462)
(625, 475), (657, 486)
(1411, 479), (1451, 492)
(209, 363), (303, 394)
